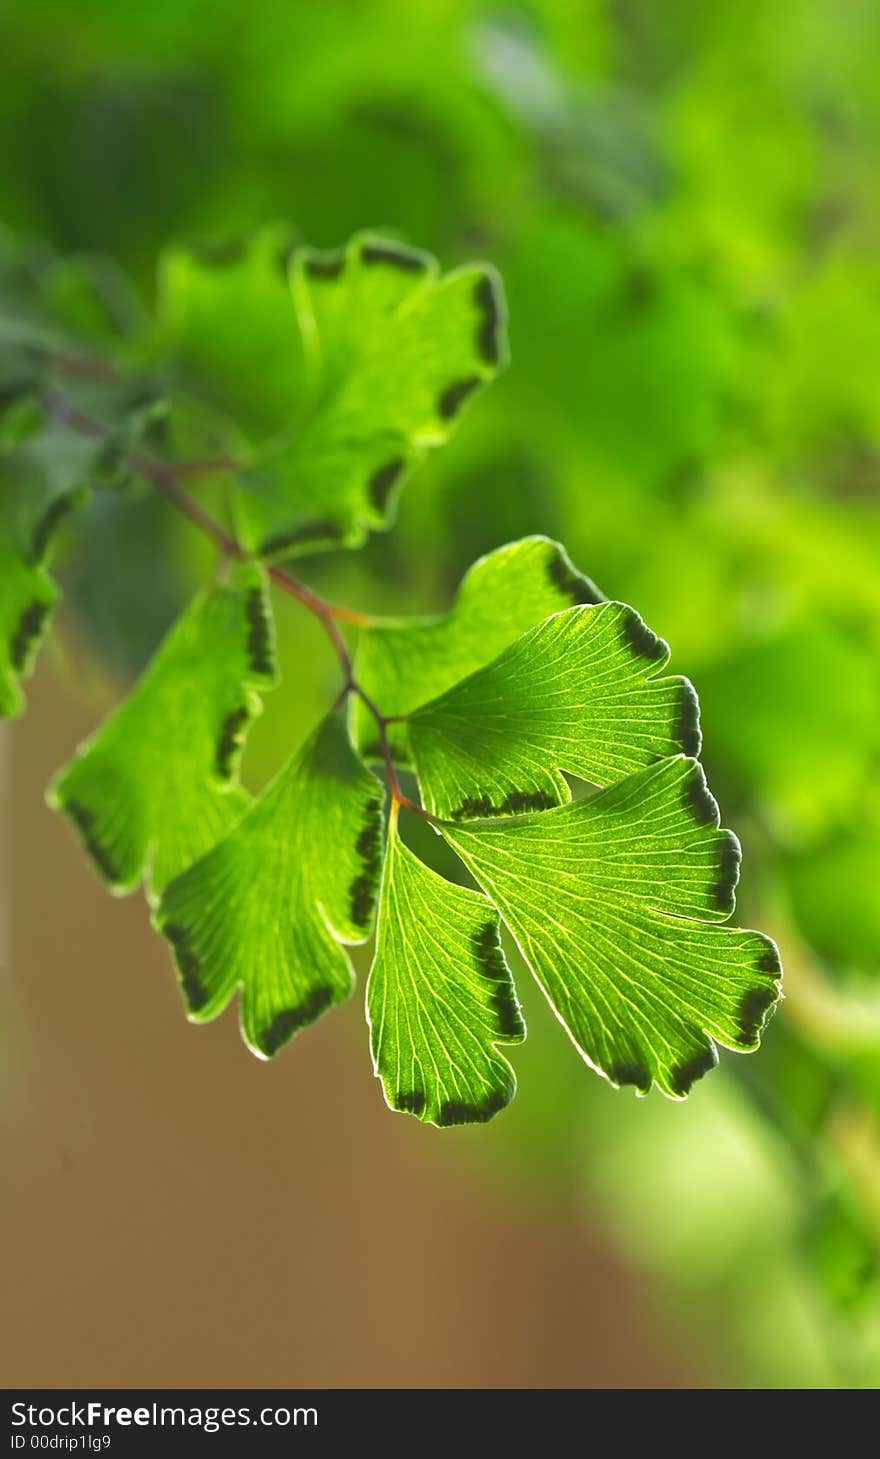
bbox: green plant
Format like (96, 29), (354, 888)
(1, 224), (781, 1126)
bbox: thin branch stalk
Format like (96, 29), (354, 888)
(43, 386), (419, 814)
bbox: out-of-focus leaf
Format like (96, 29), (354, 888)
(159, 228), (507, 555)
(785, 830), (880, 972)
(0, 550), (55, 718)
(697, 624), (880, 837)
(0, 224), (146, 367)
(0, 416), (97, 715)
(501, 213), (737, 487)
(157, 227), (307, 439)
(805, 1189), (878, 1314)
(473, 15), (668, 218)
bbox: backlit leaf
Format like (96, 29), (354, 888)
(155, 714), (384, 1058)
(48, 563), (277, 896)
(351, 534), (602, 761)
(409, 601), (701, 820)
(443, 756), (782, 1099)
(368, 811), (525, 1126)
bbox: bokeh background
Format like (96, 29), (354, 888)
(2, 0), (880, 1388)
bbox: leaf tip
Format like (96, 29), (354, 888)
(738, 983), (781, 1048)
(243, 581), (277, 682)
(258, 518), (348, 558)
(545, 543), (604, 606)
(435, 1082), (515, 1127)
(359, 238), (432, 275)
(53, 788), (127, 891)
(609, 1060), (652, 1094)
(10, 594), (55, 676)
(472, 921), (526, 1041)
(215, 704), (253, 780)
(473, 268), (507, 368)
(668, 1043), (719, 1098)
(682, 759), (719, 826)
(676, 679), (702, 758)
(249, 987), (337, 1059)
(437, 374), (482, 421)
(620, 606), (669, 665)
(712, 830), (742, 912)
(348, 793), (385, 932)
(737, 938), (783, 1047)
(160, 918), (211, 1015)
(367, 456), (407, 519)
(302, 248), (346, 282)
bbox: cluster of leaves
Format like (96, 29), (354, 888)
(2, 0), (877, 1385)
(1, 225), (781, 1126)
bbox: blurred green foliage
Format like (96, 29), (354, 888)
(2, 0), (879, 1387)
